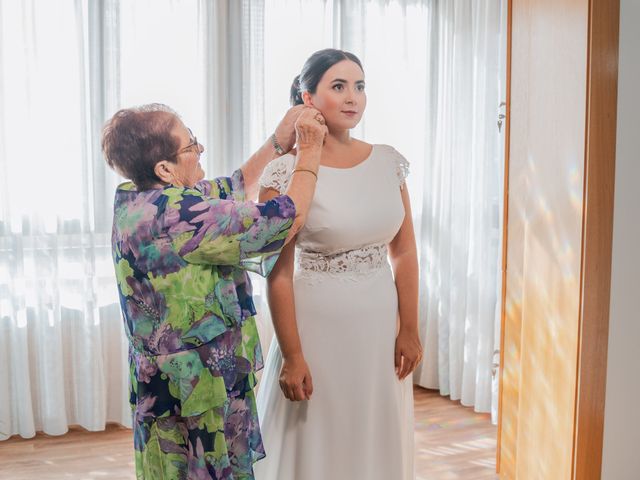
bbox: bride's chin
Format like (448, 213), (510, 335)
(345, 119), (362, 130)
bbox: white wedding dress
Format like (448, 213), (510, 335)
(254, 144), (415, 480)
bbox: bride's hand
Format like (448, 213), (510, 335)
(279, 354), (314, 401)
(395, 328), (423, 380)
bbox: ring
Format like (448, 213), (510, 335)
(314, 113), (325, 125)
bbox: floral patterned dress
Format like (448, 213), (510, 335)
(111, 169), (295, 480)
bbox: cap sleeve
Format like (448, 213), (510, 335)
(388, 146), (410, 189)
(259, 155), (295, 194)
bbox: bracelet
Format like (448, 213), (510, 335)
(292, 168), (318, 181)
(270, 133), (286, 156)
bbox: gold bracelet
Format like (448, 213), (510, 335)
(292, 168), (318, 181)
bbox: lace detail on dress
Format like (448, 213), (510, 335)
(395, 155), (410, 189)
(295, 243), (389, 283)
(259, 156), (294, 194)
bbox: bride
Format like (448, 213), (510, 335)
(255, 48), (422, 480)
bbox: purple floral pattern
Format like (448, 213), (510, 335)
(112, 169), (295, 479)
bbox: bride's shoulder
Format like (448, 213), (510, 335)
(259, 153), (296, 194)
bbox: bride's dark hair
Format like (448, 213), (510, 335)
(290, 48), (363, 106)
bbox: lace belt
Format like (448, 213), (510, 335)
(296, 243), (388, 277)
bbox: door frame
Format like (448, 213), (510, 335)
(496, 0), (620, 477)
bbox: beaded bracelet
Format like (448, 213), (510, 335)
(270, 133), (286, 156)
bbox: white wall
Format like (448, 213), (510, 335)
(600, 1), (640, 478)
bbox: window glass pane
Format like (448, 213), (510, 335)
(119, 0), (205, 140)
(1, 0), (85, 229)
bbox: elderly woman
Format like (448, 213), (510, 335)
(102, 103), (326, 479)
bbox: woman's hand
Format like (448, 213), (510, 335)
(395, 328), (423, 380)
(294, 108), (328, 150)
(273, 105), (308, 153)
(279, 353), (314, 401)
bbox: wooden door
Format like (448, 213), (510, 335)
(497, 0), (619, 478)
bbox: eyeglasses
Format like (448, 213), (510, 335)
(173, 129), (201, 157)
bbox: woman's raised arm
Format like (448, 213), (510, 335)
(240, 105), (306, 200)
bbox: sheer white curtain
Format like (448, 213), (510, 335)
(413, 0), (507, 422)
(0, 0), (262, 440)
(0, 0), (128, 440)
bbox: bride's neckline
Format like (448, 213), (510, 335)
(319, 144), (376, 171)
